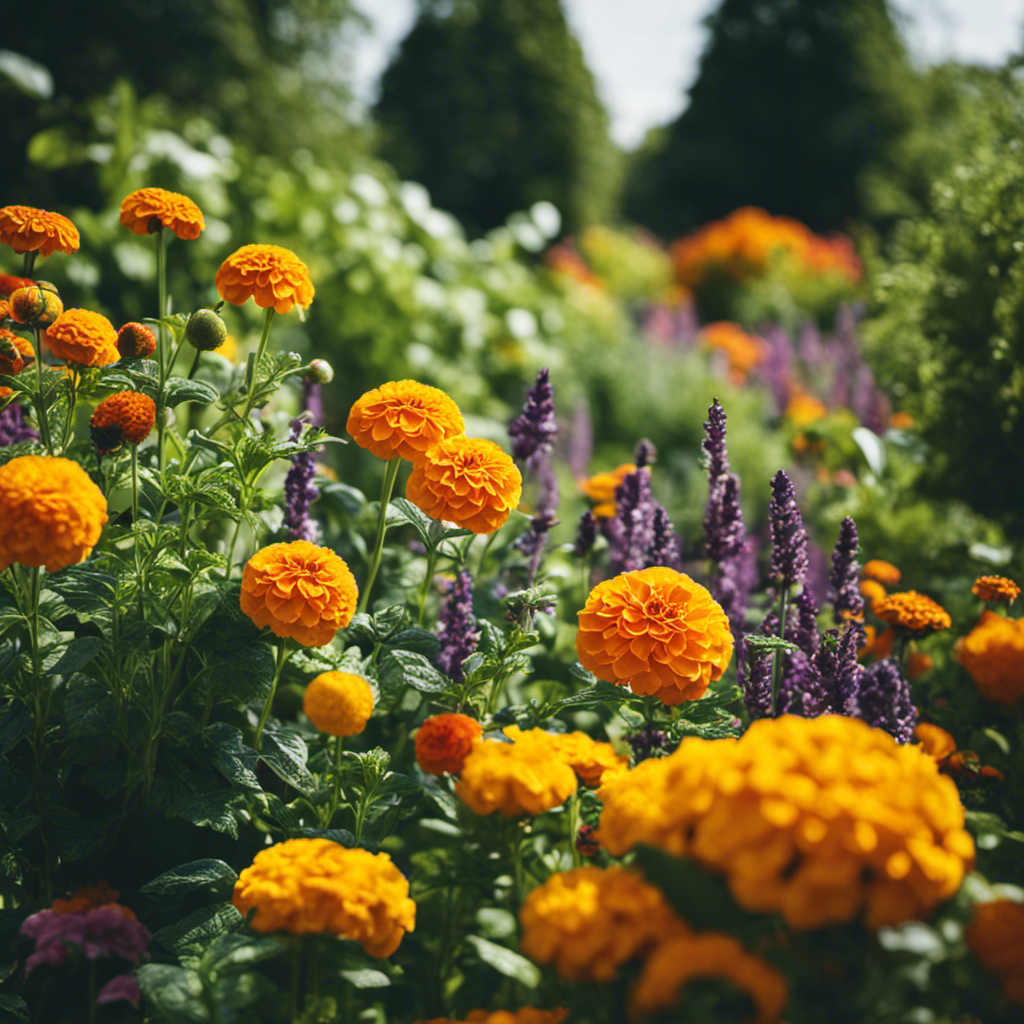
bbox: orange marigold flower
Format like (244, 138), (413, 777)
(859, 579), (887, 613)
(863, 560), (901, 586)
(9, 286), (63, 329)
(784, 390), (827, 426)
(504, 725), (627, 787)
(347, 380), (465, 462)
(0, 329), (34, 375)
(972, 575), (1020, 605)
(119, 187), (204, 240)
(700, 322), (765, 383)
(0, 455), (108, 572)
(889, 411), (914, 430)
(858, 625), (894, 661)
(215, 243), (314, 314)
(90, 391), (156, 452)
(965, 900), (1024, 1005)
(914, 723), (956, 762)
(415, 713), (483, 775)
(416, 1010), (567, 1024)
(955, 610), (1024, 706)
(51, 883), (121, 915)
(44, 309), (119, 367)
(596, 714), (974, 930)
(629, 932), (788, 1024)
(576, 567), (734, 705)
(116, 322), (157, 360)
(0, 205), (79, 257)
(907, 650), (933, 680)
(580, 462), (635, 519)
(0, 274), (34, 296)
(406, 436), (522, 535)
(519, 866), (687, 982)
(240, 540), (358, 648)
(875, 591), (951, 636)
(303, 672), (374, 736)
(455, 738), (577, 817)
(232, 838), (415, 956)
(0, 299), (10, 321)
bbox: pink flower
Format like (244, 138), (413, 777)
(20, 905), (150, 975)
(96, 973), (142, 1007)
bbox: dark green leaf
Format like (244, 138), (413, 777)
(0, 704), (31, 756)
(45, 808), (105, 861)
(742, 634), (801, 655)
(203, 723), (260, 791)
(297, 827), (356, 847)
(172, 789), (240, 837)
(387, 628), (439, 657)
(464, 935), (540, 986)
(200, 933), (283, 974)
(44, 636), (105, 675)
(371, 604), (409, 639)
(378, 649), (449, 693)
(387, 497), (434, 542)
(568, 662), (597, 686)
(553, 681), (629, 710)
(153, 903), (243, 965)
(261, 727), (315, 795)
(136, 964), (210, 1023)
(165, 377), (220, 407)
(142, 859), (239, 898)
(0, 994), (30, 1022)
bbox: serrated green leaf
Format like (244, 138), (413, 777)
(387, 627), (440, 657)
(136, 964), (210, 1024)
(387, 497), (434, 542)
(554, 681), (629, 709)
(0, 994), (30, 1022)
(153, 903), (243, 966)
(165, 377), (219, 407)
(142, 859), (239, 898)
(203, 723), (260, 791)
(200, 933), (283, 975)
(261, 727), (315, 795)
(742, 634), (801, 655)
(378, 648), (449, 693)
(172, 789), (240, 837)
(44, 636), (106, 675)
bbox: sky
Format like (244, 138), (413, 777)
(350, 0), (1024, 149)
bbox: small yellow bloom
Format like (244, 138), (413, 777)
(303, 672), (374, 736)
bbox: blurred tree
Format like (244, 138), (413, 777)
(373, 0), (619, 236)
(622, 0), (920, 236)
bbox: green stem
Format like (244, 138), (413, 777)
(290, 938), (302, 1021)
(353, 783), (373, 845)
(58, 366), (77, 453)
(417, 545), (438, 625)
(254, 642), (290, 751)
(23, 251), (37, 278)
(770, 586), (790, 717)
(239, 307), (276, 424)
(32, 329), (53, 455)
(187, 348), (201, 380)
(476, 527), (500, 578)
(131, 444), (142, 578)
(324, 735), (344, 827)
(357, 458), (401, 614)
(156, 228), (168, 472)
(568, 789), (582, 868)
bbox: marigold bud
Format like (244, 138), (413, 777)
(34, 280), (59, 296)
(415, 713), (483, 775)
(90, 391), (157, 452)
(9, 286), (63, 329)
(303, 672), (374, 736)
(0, 329), (34, 376)
(185, 309), (228, 351)
(308, 358), (334, 384)
(116, 322), (157, 360)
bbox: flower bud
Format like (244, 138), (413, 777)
(34, 280), (60, 296)
(184, 308), (228, 351)
(9, 286), (63, 329)
(116, 322), (157, 360)
(307, 358), (334, 384)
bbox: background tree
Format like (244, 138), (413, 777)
(373, 0), (619, 236)
(622, 0), (920, 236)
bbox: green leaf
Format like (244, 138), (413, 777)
(378, 649), (449, 693)
(44, 636), (106, 676)
(387, 627), (440, 657)
(553, 681), (629, 710)
(203, 723), (260, 791)
(45, 808), (106, 861)
(165, 377), (220, 407)
(340, 968), (391, 988)
(742, 634), (801, 655)
(297, 827), (356, 847)
(200, 933), (283, 974)
(386, 498), (434, 542)
(370, 604), (409, 639)
(568, 662), (597, 686)
(261, 727), (315, 795)
(143, 860), (238, 900)
(464, 935), (540, 986)
(0, 994), (30, 1022)
(172, 789), (241, 838)
(0, 704), (31, 755)
(42, 565), (115, 614)
(153, 903), (243, 966)
(136, 964), (210, 1024)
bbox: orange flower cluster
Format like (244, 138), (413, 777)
(0, 329), (34, 375)
(859, 580), (888, 613)
(455, 736), (577, 817)
(972, 575), (1020, 605)
(699, 321), (765, 383)
(241, 540), (358, 647)
(216, 243), (314, 314)
(630, 932), (788, 1024)
(406, 435), (522, 534)
(119, 187), (204, 240)
(965, 900), (1024, 1005)
(596, 715), (974, 929)
(415, 713), (483, 775)
(51, 882), (122, 915)
(90, 391), (156, 452)
(347, 380), (465, 462)
(580, 462), (635, 518)
(303, 672), (374, 736)
(0, 455), (108, 572)
(858, 624), (894, 661)
(784, 390), (828, 426)
(670, 207), (860, 290)
(519, 866), (686, 981)
(232, 838), (415, 956)
(0, 205), (79, 257)
(44, 309), (119, 367)
(576, 567), (734, 705)
(0, 274), (34, 296)
(116, 322), (157, 360)
(416, 1010), (566, 1024)
(955, 610), (1024, 706)
(914, 723), (957, 762)
(503, 725), (627, 787)
(875, 591), (951, 636)
(913, 724), (1004, 783)
(863, 560), (902, 586)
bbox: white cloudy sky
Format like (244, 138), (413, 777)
(350, 0), (1024, 148)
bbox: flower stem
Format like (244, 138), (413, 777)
(23, 251), (37, 277)
(240, 307), (276, 424)
(568, 789), (582, 868)
(254, 642), (290, 751)
(417, 544), (438, 625)
(131, 444), (142, 579)
(770, 586), (790, 717)
(58, 367), (77, 453)
(323, 735), (344, 827)
(32, 329), (53, 455)
(155, 227), (169, 472)
(358, 457), (401, 614)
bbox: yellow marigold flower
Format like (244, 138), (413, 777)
(415, 1010), (567, 1024)
(955, 610), (1024, 706)
(90, 391), (156, 452)
(914, 723), (956, 762)
(700, 322), (765, 383)
(215, 243), (314, 314)
(44, 309), (119, 368)
(9, 286), (63, 329)
(863, 560), (901, 586)
(119, 187), (205, 240)
(347, 380), (465, 462)
(240, 540), (358, 648)
(303, 672), (374, 736)
(232, 838), (415, 956)
(859, 579), (887, 614)
(576, 567), (734, 705)
(580, 462), (634, 519)
(784, 390), (827, 426)
(455, 738), (577, 817)
(0, 329), (34, 375)
(596, 714), (974, 930)
(0, 205), (79, 257)
(972, 575), (1020, 605)
(519, 866), (687, 981)
(116, 322), (157, 360)
(965, 900), (1024, 1005)
(415, 713), (483, 775)
(0, 455), (108, 572)
(629, 932), (788, 1024)
(858, 624), (894, 661)
(875, 590), (951, 636)
(889, 411), (914, 430)
(406, 436), (522, 535)
(504, 725), (627, 787)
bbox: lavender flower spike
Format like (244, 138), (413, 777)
(573, 510), (597, 559)
(858, 658), (917, 743)
(0, 403), (38, 447)
(509, 367), (557, 465)
(768, 470), (809, 588)
(436, 569), (480, 683)
(283, 380), (321, 541)
(610, 466), (654, 573)
(828, 516), (865, 625)
(743, 649), (773, 720)
(634, 438), (657, 469)
(702, 398), (729, 480)
(646, 505), (682, 569)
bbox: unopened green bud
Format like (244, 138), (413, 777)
(307, 358), (334, 384)
(185, 308), (228, 351)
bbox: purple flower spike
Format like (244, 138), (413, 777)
(829, 516), (865, 625)
(777, 649), (826, 717)
(573, 510), (597, 559)
(814, 623), (863, 716)
(509, 367), (557, 465)
(705, 473), (746, 563)
(743, 649), (773, 720)
(788, 586), (820, 657)
(283, 379), (321, 542)
(702, 398), (729, 480)
(610, 467), (654, 573)
(646, 505), (682, 569)
(768, 470), (809, 589)
(634, 438), (657, 469)
(436, 569), (480, 683)
(858, 658), (917, 743)
(0, 403), (38, 446)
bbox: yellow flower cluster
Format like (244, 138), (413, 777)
(699, 321), (765, 383)
(232, 838), (415, 957)
(596, 715), (974, 929)
(303, 672), (374, 736)
(503, 725), (627, 787)
(874, 591), (952, 635)
(955, 610), (1024, 706)
(971, 575), (1020, 605)
(519, 866), (686, 981)
(579, 462), (634, 518)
